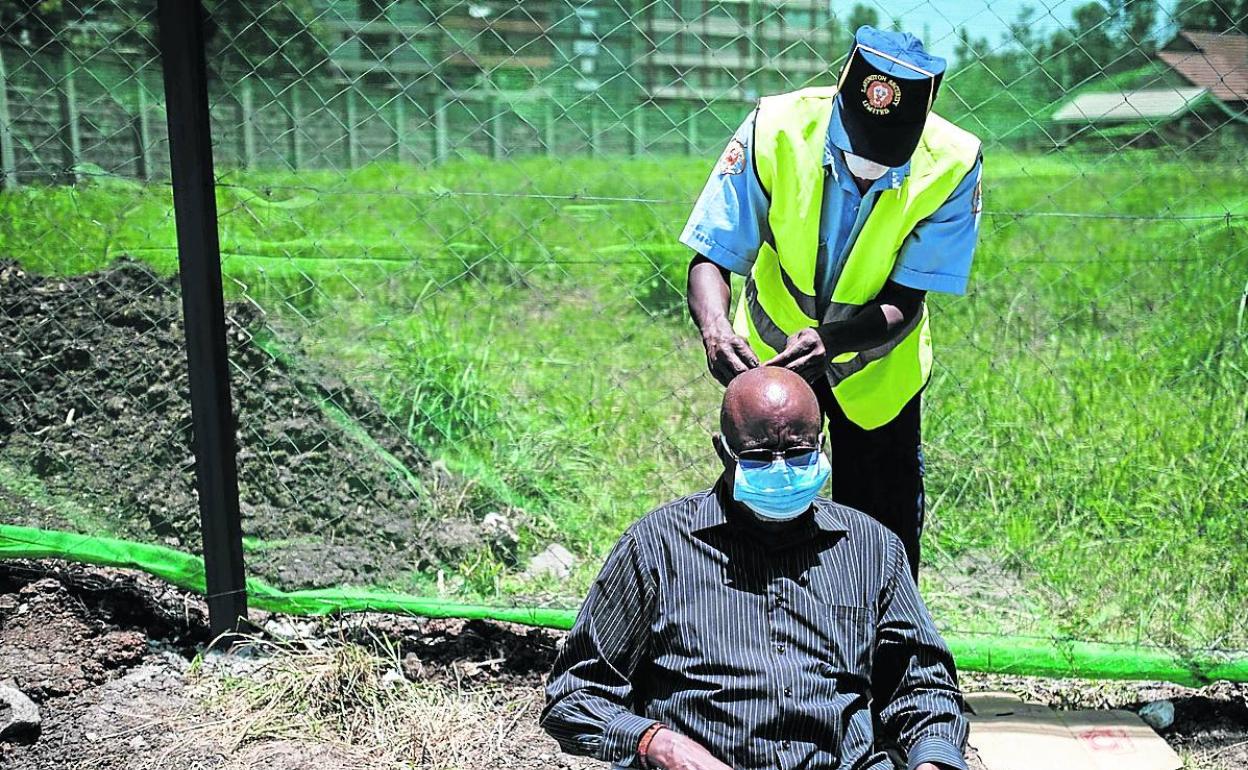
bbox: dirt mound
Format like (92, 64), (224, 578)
(0, 259), (491, 588)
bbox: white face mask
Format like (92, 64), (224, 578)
(843, 152), (889, 181)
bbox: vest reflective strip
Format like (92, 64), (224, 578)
(745, 277), (791, 353)
(827, 304), (926, 384)
(820, 301), (860, 324)
(779, 261), (818, 319)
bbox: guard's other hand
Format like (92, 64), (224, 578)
(702, 319), (760, 386)
(763, 327), (826, 383)
(645, 728), (734, 770)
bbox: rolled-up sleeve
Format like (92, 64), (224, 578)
(541, 533), (658, 765)
(678, 109), (771, 276)
(890, 155), (982, 295)
(873, 537), (969, 770)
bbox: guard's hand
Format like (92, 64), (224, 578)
(763, 327), (826, 382)
(701, 318), (760, 386)
(645, 728), (734, 770)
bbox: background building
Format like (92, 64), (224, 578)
(1052, 29), (1248, 146)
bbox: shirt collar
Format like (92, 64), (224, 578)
(825, 99), (910, 192)
(692, 481), (848, 534)
(811, 499), (850, 532)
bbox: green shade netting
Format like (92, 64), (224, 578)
(3, 523), (1247, 687)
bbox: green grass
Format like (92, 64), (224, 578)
(1, 150), (1245, 651)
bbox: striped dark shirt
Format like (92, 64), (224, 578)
(541, 484), (968, 770)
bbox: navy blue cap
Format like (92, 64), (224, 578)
(828, 26), (947, 167)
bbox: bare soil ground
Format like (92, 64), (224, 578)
(1, 560), (1245, 770)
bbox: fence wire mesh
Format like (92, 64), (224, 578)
(1, 0), (1247, 661)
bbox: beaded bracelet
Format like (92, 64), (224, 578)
(637, 722), (666, 769)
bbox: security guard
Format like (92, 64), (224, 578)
(683, 26), (983, 579)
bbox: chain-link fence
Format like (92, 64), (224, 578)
(1, 0), (1246, 676)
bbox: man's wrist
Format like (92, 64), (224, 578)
(905, 736), (968, 770)
(602, 712), (665, 766)
(700, 315), (734, 342)
(637, 722), (667, 768)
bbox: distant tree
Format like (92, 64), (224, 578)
(0, 1), (331, 79)
(1120, 0), (1159, 48)
(202, 0), (332, 79)
(829, 4), (880, 55)
(1, 0), (80, 49)
(1062, 2), (1116, 84)
(1009, 5), (1041, 55)
(845, 3), (880, 33)
(1174, 0), (1248, 34)
(0, 0), (152, 52)
(953, 26), (988, 69)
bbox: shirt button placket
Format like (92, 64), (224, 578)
(771, 582), (786, 655)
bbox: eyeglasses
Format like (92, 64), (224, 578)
(723, 435), (825, 469)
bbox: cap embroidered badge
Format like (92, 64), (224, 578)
(862, 74), (901, 115)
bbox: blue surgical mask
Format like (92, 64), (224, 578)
(843, 151), (889, 181)
(732, 451), (831, 521)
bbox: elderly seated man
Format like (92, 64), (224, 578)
(541, 366), (967, 770)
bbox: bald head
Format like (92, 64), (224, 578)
(720, 367), (821, 454)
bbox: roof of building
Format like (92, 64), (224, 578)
(1158, 30), (1248, 102)
(1052, 86), (1210, 123)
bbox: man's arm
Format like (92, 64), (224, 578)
(541, 533), (661, 764)
(763, 281), (924, 383)
(688, 254), (760, 386)
(541, 533), (733, 770)
(873, 537), (970, 770)
(679, 109), (771, 387)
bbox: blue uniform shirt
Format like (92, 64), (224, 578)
(679, 103), (982, 302)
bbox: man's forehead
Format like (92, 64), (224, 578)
(731, 410), (821, 446)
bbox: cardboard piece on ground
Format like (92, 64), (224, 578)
(966, 692), (1182, 770)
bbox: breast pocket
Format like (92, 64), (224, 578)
(823, 604), (873, 682)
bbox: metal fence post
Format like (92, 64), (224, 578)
(543, 103), (555, 156)
(0, 46), (16, 190)
(345, 85), (359, 169)
(156, 0), (248, 642)
(134, 82), (152, 181)
(589, 102), (600, 157)
(289, 85), (303, 170)
(434, 96), (448, 163)
(58, 47), (81, 182)
(394, 89), (406, 162)
(489, 99), (504, 161)
(685, 102), (699, 155)
(238, 76), (255, 169)
(631, 105), (645, 157)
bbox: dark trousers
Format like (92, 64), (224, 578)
(813, 379), (925, 580)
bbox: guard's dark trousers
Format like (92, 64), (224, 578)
(813, 380), (925, 580)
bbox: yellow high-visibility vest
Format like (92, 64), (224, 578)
(735, 86), (981, 429)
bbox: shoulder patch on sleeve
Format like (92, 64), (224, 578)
(717, 138), (746, 176)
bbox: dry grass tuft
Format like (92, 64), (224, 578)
(193, 635), (538, 769)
